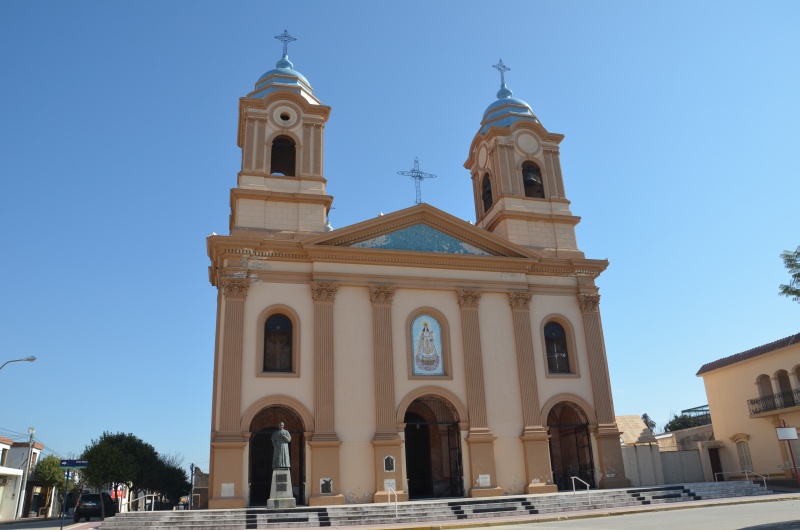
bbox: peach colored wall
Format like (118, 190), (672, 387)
(702, 342), (800, 474)
(240, 282), (316, 417)
(391, 288), (469, 414)
(333, 286), (378, 500)
(531, 294), (595, 408)
(232, 260), (603, 500)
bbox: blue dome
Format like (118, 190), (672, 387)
(249, 54), (315, 99)
(479, 84), (539, 134)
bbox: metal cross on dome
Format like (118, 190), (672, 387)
(275, 30), (297, 56)
(492, 58), (511, 86)
(397, 157), (437, 205)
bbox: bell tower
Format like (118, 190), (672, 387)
(231, 30), (333, 239)
(464, 60), (583, 259)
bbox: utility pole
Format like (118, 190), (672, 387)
(189, 463), (195, 510)
(15, 427), (35, 520)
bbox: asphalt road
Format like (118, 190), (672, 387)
(0, 518), (100, 530)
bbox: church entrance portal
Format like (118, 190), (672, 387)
(547, 401), (596, 491)
(249, 406), (305, 506)
(404, 395), (464, 499)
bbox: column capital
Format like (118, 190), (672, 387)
(577, 293), (601, 313)
(221, 278), (250, 300)
(457, 289), (482, 308)
(310, 281), (338, 303)
(508, 291), (532, 310)
(369, 284), (396, 305)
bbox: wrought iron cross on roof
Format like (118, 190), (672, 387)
(492, 58), (510, 86)
(397, 157), (437, 205)
(275, 29), (297, 56)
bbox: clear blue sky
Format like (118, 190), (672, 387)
(1, 1), (797, 475)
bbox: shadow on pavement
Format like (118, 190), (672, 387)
(738, 522), (800, 530)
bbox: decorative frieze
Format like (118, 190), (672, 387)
(369, 284), (396, 305)
(457, 289), (482, 308)
(310, 282), (339, 303)
(508, 291), (532, 311)
(221, 278), (250, 300)
(577, 293), (600, 313)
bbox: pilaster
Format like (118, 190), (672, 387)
(508, 291), (557, 493)
(457, 289), (503, 497)
(368, 284), (408, 502)
(577, 293), (630, 488)
(308, 281), (345, 505)
(209, 277), (250, 509)
(218, 278), (249, 431)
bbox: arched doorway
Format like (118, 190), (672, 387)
(404, 395), (464, 499)
(547, 401), (595, 491)
(249, 405), (305, 506)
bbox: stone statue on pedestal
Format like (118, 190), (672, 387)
(272, 422), (291, 468)
(267, 422), (296, 509)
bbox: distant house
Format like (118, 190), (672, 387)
(0, 437), (43, 521)
(697, 332), (800, 482)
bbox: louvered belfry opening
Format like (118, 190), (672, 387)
(249, 406), (305, 505)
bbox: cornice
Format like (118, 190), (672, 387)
(230, 187), (334, 208)
(206, 234), (609, 285)
(484, 209), (582, 230)
(237, 171), (328, 185)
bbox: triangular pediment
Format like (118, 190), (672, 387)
(303, 204), (541, 260)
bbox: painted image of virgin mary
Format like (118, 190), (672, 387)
(413, 317), (443, 375)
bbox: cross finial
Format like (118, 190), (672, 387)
(492, 59), (511, 86)
(275, 30), (297, 57)
(398, 156), (437, 205)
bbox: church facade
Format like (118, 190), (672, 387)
(207, 36), (629, 508)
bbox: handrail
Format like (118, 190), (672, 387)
(570, 476), (591, 504)
(120, 494), (158, 513)
(714, 470), (767, 488)
(387, 486), (398, 519)
(743, 471), (768, 489)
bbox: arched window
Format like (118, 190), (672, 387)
(522, 162), (545, 198)
(264, 314), (292, 372)
(270, 136), (296, 176)
(481, 174), (493, 213)
(544, 322), (570, 374)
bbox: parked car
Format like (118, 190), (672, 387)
(73, 492), (117, 522)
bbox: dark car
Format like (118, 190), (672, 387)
(73, 492), (117, 522)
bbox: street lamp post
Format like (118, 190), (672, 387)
(15, 427), (35, 520)
(189, 464), (195, 510)
(0, 356), (36, 371)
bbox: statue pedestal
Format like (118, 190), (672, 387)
(267, 469), (296, 509)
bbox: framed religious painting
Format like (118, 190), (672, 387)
(406, 309), (451, 379)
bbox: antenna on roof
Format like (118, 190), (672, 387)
(397, 157), (437, 205)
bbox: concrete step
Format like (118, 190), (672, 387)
(99, 481), (774, 529)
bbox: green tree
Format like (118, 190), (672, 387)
(663, 414), (699, 432)
(32, 455), (66, 509)
(153, 458), (191, 506)
(779, 247), (800, 302)
(641, 413), (656, 433)
(82, 432), (137, 490)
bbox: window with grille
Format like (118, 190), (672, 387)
(545, 322), (570, 374)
